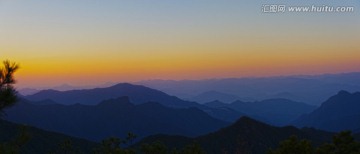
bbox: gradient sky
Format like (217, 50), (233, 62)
(0, 0), (359, 88)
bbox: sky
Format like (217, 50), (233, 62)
(0, 0), (359, 88)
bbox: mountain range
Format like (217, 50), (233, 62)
(22, 83), (318, 125)
(205, 98), (316, 126)
(3, 82), (360, 153)
(25, 83), (199, 108)
(138, 72), (360, 105)
(17, 83), (360, 131)
(5, 97), (228, 141)
(136, 116), (334, 154)
(23, 83), (243, 122)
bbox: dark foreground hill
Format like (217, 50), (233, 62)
(294, 91), (360, 132)
(137, 116), (334, 154)
(0, 120), (97, 153)
(5, 97), (228, 141)
(205, 98), (316, 126)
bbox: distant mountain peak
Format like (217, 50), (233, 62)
(231, 116), (268, 129)
(322, 90), (360, 107)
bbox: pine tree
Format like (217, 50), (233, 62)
(0, 60), (19, 114)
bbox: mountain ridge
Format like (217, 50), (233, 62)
(205, 98), (316, 126)
(24, 83), (244, 122)
(293, 90), (360, 132)
(136, 116), (334, 154)
(26, 83), (198, 108)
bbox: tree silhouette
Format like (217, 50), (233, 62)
(317, 131), (360, 154)
(93, 135), (137, 154)
(269, 131), (360, 154)
(0, 60), (19, 114)
(268, 135), (314, 154)
(140, 141), (168, 154)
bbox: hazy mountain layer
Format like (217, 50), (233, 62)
(138, 72), (360, 105)
(205, 98), (316, 126)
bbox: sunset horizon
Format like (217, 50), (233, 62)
(1, 0), (359, 88)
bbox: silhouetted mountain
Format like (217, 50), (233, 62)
(0, 120), (97, 153)
(294, 91), (360, 132)
(205, 98), (316, 126)
(190, 91), (243, 104)
(137, 116), (333, 154)
(5, 97), (228, 141)
(26, 83), (200, 108)
(138, 72), (360, 105)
